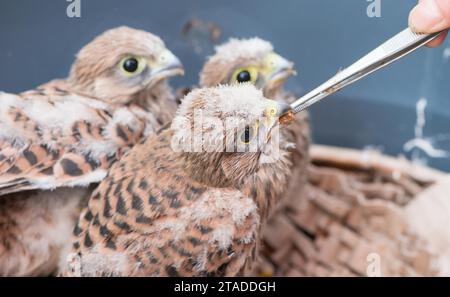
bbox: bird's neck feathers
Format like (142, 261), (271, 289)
(181, 149), (291, 220)
(158, 127), (291, 219)
(132, 81), (177, 124)
(179, 152), (235, 188)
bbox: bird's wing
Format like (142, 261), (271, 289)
(80, 188), (258, 276)
(0, 88), (148, 195)
(136, 187), (260, 277)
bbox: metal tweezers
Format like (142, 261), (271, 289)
(288, 28), (444, 115)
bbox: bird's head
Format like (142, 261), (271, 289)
(200, 37), (296, 98)
(68, 26), (184, 104)
(171, 84), (291, 186)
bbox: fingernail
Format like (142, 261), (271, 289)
(410, 0), (445, 33)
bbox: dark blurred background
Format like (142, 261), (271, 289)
(1, 0), (449, 170)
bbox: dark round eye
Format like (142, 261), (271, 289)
(241, 125), (254, 143)
(236, 70), (251, 83)
(123, 58), (139, 73)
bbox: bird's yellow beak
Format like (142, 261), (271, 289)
(264, 100), (293, 128)
(258, 100), (292, 146)
(150, 49), (185, 82)
(261, 53), (296, 90)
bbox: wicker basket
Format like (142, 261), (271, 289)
(253, 145), (449, 276)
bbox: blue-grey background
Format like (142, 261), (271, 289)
(1, 0), (449, 170)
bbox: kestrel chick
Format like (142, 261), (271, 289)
(0, 27), (183, 276)
(200, 37), (294, 98)
(200, 38), (310, 216)
(64, 84), (292, 277)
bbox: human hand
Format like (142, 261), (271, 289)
(409, 0), (450, 47)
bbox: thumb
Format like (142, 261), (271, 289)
(409, 0), (450, 33)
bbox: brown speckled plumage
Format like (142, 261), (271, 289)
(0, 27), (182, 276)
(64, 84), (292, 276)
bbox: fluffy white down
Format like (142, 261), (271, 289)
(213, 37), (273, 63)
(24, 96), (106, 131)
(174, 84), (269, 125)
(171, 84), (273, 153)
